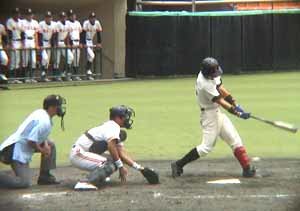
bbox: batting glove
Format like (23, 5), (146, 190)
(239, 111), (251, 120)
(235, 104), (245, 113)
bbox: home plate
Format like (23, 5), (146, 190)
(207, 178), (241, 184)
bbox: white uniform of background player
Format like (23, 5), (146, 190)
(82, 12), (102, 80)
(171, 57), (256, 178)
(6, 8), (23, 83)
(39, 11), (56, 82)
(20, 8), (39, 83)
(67, 10), (82, 81)
(0, 24), (9, 70)
(54, 12), (73, 81)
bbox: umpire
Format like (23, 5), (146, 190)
(0, 95), (66, 188)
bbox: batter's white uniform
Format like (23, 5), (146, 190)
(54, 21), (73, 69)
(67, 20), (82, 67)
(20, 19), (39, 69)
(6, 18), (22, 70)
(195, 72), (243, 156)
(70, 120), (123, 172)
(39, 20), (56, 68)
(82, 19), (102, 62)
(0, 24), (8, 66)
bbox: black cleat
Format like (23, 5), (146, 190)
(171, 162), (183, 178)
(243, 165), (256, 178)
(38, 174), (60, 185)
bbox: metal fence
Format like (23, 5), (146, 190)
(0, 46), (102, 84)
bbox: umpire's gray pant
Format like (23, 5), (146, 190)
(0, 141), (56, 189)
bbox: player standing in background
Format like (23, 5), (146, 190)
(6, 8), (23, 84)
(39, 11), (56, 82)
(0, 95), (66, 188)
(171, 57), (256, 178)
(67, 9), (82, 81)
(0, 23), (9, 80)
(20, 8), (40, 83)
(82, 12), (102, 80)
(53, 12), (73, 81)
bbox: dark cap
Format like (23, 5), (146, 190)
(43, 94), (66, 110)
(89, 12), (96, 18)
(13, 8), (20, 14)
(45, 11), (52, 17)
(68, 9), (74, 16)
(60, 11), (66, 17)
(25, 8), (33, 15)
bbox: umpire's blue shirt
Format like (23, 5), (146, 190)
(0, 109), (52, 164)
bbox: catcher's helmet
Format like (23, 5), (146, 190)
(201, 57), (223, 79)
(109, 105), (135, 129)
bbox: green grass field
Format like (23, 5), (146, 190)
(0, 72), (299, 168)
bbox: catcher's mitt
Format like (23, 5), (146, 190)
(141, 167), (159, 184)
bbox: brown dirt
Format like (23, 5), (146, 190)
(0, 158), (300, 211)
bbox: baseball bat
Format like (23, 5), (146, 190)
(250, 115), (298, 133)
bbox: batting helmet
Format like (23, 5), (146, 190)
(109, 105), (135, 129)
(201, 57), (223, 79)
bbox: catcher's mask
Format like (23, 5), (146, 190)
(201, 57), (223, 79)
(109, 105), (135, 129)
(43, 95), (66, 130)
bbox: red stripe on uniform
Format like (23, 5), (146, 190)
(76, 151), (105, 164)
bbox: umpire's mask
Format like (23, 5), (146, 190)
(43, 95), (67, 130)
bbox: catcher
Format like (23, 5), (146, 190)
(69, 105), (159, 190)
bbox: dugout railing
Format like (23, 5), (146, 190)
(0, 46), (103, 83)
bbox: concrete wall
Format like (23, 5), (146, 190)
(0, 0), (127, 78)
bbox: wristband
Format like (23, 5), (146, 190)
(114, 159), (123, 169)
(132, 162), (142, 171)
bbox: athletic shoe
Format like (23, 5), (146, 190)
(171, 162), (183, 178)
(243, 165), (256, 178)
(72, 76), (82, 81)
(87, 76), (94, 80)
(38, 174), (60, 185)
(74, 181), (98, 191)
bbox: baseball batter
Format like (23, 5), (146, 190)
(67, 10), (82, 81)
(171, 57), (256, 178)
(0, 23), (9, 77)
(0, 95), (66, 188)
(39, 11), (56, 82)
(20, 8), (39, 83)
(70, 105), (156, 190)
(53, 11), (74, 81)
(6, 8), (23, 83)
(82, 12), (102, 80)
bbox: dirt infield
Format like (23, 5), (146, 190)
(0, 158), (300, 211)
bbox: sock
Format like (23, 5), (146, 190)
(176, 148), (200, 168)
(86, 61), (92, 70)
(9, 69), (15, 78)
(234, 146), (250, 169)
(40, 169), (50, 176)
